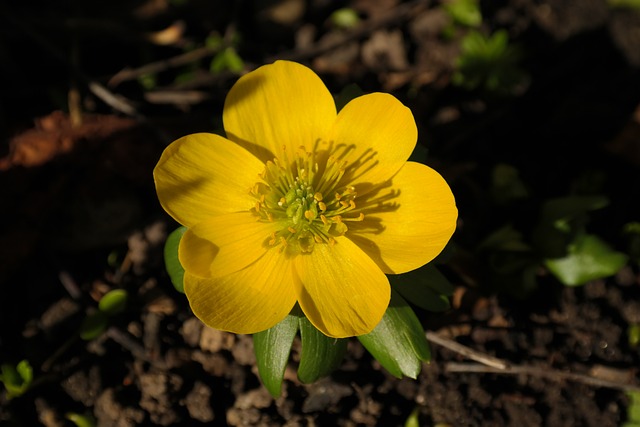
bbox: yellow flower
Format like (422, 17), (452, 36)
(154, 61), (457, 338)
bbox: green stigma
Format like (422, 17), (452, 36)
(250, 142), (364, 254)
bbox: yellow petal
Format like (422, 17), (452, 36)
(348, 161), (457, 274)
(293, 238), (390, 338)
(329, 93), (417, 194)
(223, 61), (336, 162)
(154, 133), (265, 227)
(184, 249), (297, 334)
(179, 212), (283, 278)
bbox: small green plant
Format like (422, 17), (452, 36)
(0, 360), (33, 399)
(329, 8), (361, 30)
(79, 289), (128, 340)
(453, 29), (528, 95)
(623, 391), (640, 427)
(608, 0), (640, 9)
(479, 193), (628, 294)
(206, 33), (244, 74)
(443, 0), (482, 28)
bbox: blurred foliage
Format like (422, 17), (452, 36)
(0, 360), (33, 399)
(443, 0), (482, 28)
(66, 412), (97, 427)
(480, 189), (629, 294)
(623, 391), (640, 427)
(453, 29), (528, 95)
(330, 8), (361, 29)
(608, 0), (640, 8)
(79, 289), (129, 340)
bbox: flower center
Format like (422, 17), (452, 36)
(250, 142), (364, 254)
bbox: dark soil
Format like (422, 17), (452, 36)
(1, 0), (640, 426)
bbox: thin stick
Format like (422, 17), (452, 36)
(445, 362), (640, 393)
(426, 331), (510, 370)
(108, 45), (222, 88)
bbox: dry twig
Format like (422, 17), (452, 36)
(426, 331), (640, 392)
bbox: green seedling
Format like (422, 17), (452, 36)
(453, 29), (528, 95)
(0, 360), (33, 399)
(443, 0), (482, 28)
(79, 289), (128, 340)
(608, 0), (640, 8)
(480, 193), (628, 294)
(330, 8), (361, 29)
(623, 391), (640, 427)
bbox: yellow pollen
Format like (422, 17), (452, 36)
(314, 192), (323, 201)
(334, 215), (343, 223)
(349, 200), (356, 209)
(288, 226), (297, 234)
(268, 232), (277, 246)
(340, 200), (349, 208)
(304, 210), (314, 220)
(318, 202), (327, 212)
(320, 214), (329, 225)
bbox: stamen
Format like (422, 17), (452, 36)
(250, 142), (365, 253)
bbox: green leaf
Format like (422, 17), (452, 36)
(210, 47), (244, 74)
(98, 289), (128, 316)
(66, 413), (97, 427)
(540, 196), (609, 225)
(330, 8), (361, 29)
(444, 0), (482, 27)
(628, 324), (640, 348)
(0, 360), (32, 397)
(297, 317), (348, 384)
(253, 312), (299, 398)
(164, 226), (187, 293)
(358, 289), (431, 379)
(79, 311), (109, 341)
(545, 234), (628, 286)
(391, 265), (454, 312)
(404, 407), (421, 427)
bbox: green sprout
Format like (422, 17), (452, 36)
(443, 0), (482, 28)
(623, 391), (640, 427)
(480, 193), (628, 294)
(0, 360), (33, 399)
(453, 29), (528, 95)
(608, 0), (640, 9)
(79, 289), (128, 340)
(330, 8), (361, 30)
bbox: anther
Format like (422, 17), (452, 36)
(304, 210), (314, 220)
(288, 226), (297, 234)
(314, 192), (323, 201)
(318, 202), (327, 212)
(320, 214), (329, 226)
